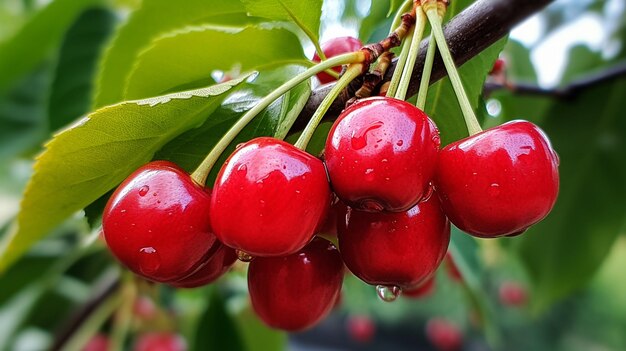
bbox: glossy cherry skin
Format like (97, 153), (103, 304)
(403, 275), (436, 299)
(312, 36), (363, 84)
(134, 332), (186, 351)
(325, 97), (440, 212)
(337, 190), (450, 289)
(247, 237), (344, 331)
(103, 161), (221, 283)
(169, 244), (236, 288)
(211, 137), (331, 257)
(435, 120), (559, 237)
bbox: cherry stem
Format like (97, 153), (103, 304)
(416, 34), (437, 109)
(425, 5), (483, 135)
(294, 63), (364, 150)
(110, 276), (136, 351)
(389, 0), (415, 35)
(386, 27), (413, 98)
(395, 5), (427, 101)
(189, 51), (365, 185)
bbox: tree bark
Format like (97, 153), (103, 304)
(297, 0), (555, 125)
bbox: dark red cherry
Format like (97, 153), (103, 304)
(103, 161), (221, 283)
(211, 137), (331, 257)
(312, 36), (363, 84)
(498, 281), (528, 307)
(403, 275), (436, 299)
(169, 244), (236, 288)
(435, 120), (559, 237)
(337, 190), (450, 289)
(316, 195), (348, 237)
(325, 97), (440, 212)
(425, 318), (463, 351)
(248, 237), (344, 331)
(134, 332), (186, 351)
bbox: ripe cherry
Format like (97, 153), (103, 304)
(211, 137), (331, 257)
(425, 318), (463, 351)
(134, 332), (186, 351)
(337, 189), (450, 289)
(247, 237), (343, 331)
(169, 244), (236, 288)
(103, 161), (222, 283)
(325, 97), (440, 212)
(435, 120), (559, 237)
(498, 281), (528, 307)
(312, 36), (363, 84)
(403, 275), (436, 299)
(346, 315), (376, 343)
(316, 195), (348, 237)
(83, 334), (109, 351)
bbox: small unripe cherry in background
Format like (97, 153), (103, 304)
(498, 281), (528, 307)
(435, 120), (559, 237)
(426, 318), (463, 351)
(248, 237), (344, 331)
(133, 295), (157, 320)
(133, 332), (186, 351)
(325, 97), (440, 212)
(346, 315), (376, 343)
(82, 334), (109, 351)
(312, 36), (363, 84)
(211, 137), (331, 257)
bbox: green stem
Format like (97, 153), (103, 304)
(395, 7), (427, 101)
(389, 0), (414, 35)
(190, 51), (365, 185)
(416, 33), (437, 109)
(109, 276), (136, 351)
(294, 64), (364, 150)
(386, 26), (414, 98)
(425, 7), (483, 135)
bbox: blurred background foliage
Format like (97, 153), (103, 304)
(0, 0), (625, 350)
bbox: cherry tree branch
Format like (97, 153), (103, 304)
(297, 0), (555, 124)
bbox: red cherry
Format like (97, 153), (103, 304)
(316, 195), (348, 237)
(103, 161), (222, 283)
(444, 253), (462, 282)
(312, 36), (363, 84)
(247, 237), (344, 331)
(169, 244), (236, 288)
(133, 296), (157, 320)
(325, 97), (440, 212)
(134, 332), (186, 351)
(498, 281), (528, 307)
(435, 120), (559, 237)
(337, 190), (450, 289)
(346, 315), (376, 343)
(489, 58), (506, 75)
(211, 137), (331, 257)
(403, 275), (436, 299)
(83, 334), (109, 351)
(425, 318), (463, 351)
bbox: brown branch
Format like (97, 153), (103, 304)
(296, 0), (555, 127)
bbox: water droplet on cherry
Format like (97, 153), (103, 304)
(488, 183), (500, 197)
(351, 121), (384, 150)
(376, 285), (401, 302)
(237, 164), (247, 173)
(396, 140), (404, 147)
(138, 247), (160, 275)
(138, 186), (149, 196)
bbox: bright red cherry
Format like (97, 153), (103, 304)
(403, 275), (436, 299)
(312, 36), (363, 84)
(346, 315), (376, 343)
(211, 137), (331, 257)
(103, 161), (222, 283)
(498, 281), (528, 307)
(316, 195), (348, 237)
(337, 190), (450, 289)
(435, 120), (559, 237)
(425, 318), (463, 351)
(134, 332), (186, 351)
(325, 97), (440, 212)
(489, 58), (506, 76)
(247, 237), (343, 331)
(169, 244), (236, 288)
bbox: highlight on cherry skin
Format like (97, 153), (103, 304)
(338, 187), (450, 293)
(435, 120), (560, 237)
(247, 237), (344, 332)
(102, 161), (230, 284)
(325, 96), (440, 213)
(312, 36), (363, 84)
(210, 137), (331, 257)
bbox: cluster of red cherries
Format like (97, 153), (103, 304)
(101, 36), (559, 332)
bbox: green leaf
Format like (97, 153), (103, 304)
(359, 0), (395, 43)
(48, 7), (117, 131)
(0, 75), (251, 273)
(156, 65), (311, 177)
(0, 0), (100, 92)
(236, 307), (286, 351)
(94, 0), (249, 107)
(124, 25), (307, 100)
(241, 0), (322, 46)
(425, 37), (507, 146)
(193, 289), (246, 351)
(516, 77), (626, 311)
